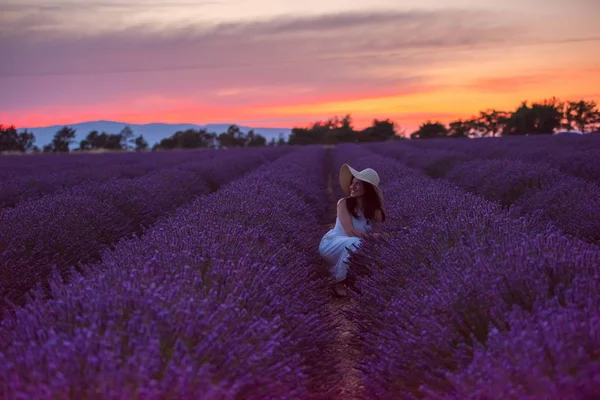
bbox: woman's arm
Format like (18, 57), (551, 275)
(374, 208), (383, 223)
(368, 209), (389, 238)
(367, 208), (384, 229)
(337, 198), (363, 237)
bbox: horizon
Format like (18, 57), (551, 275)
(20, 119), (292, 131)
(2, 0), (600, 133)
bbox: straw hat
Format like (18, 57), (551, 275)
(339, 163), (384, 205)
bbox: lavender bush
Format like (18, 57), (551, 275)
(0, 147), (286, 312)
(368, 141), (600, 244)
(334, 144), (599, 399)
(0, 146), (339, 398)
(0, 150), (215, 209)
(383, 134), (600, 184)
(1, 139), (597, 398)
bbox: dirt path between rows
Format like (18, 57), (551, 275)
(322, 151), (365, 399)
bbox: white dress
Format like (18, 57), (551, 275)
(318, 210), (372, 282)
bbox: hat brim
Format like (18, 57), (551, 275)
(339, 163), (384, 204)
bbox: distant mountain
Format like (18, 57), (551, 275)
(18, 120), (291, 148)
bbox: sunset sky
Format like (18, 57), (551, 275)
(1, 0), (599, 133)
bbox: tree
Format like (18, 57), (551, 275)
(245, 130), (267, 147)
(133, 135), (148, 151)
(217, 125), (248, 148)
(0, 125), (36, 153)
(288, 115), (359, 145)
(288, 121), (331, 145)
(78, 130), (123, 151)
(410, 121), (449, 139)
(448, 119), (476, 138)
(562, 100), (600, 132)
(503, 98), (562, 135)
(17, 130), (35, 152)
(358, 118), (398, 142)
(276, 133), (287, 146)
(154, 128), (216, 150)
(324, 115), (357, 144)
(474, 110), (510, 137)
(48, 126), (76, 152)
(267, 133), (287, 146)
(119, 126), (134, 150)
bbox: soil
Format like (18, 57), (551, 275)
(321, 149), (365, 399)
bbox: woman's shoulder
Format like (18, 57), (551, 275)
(336, 197), (350, 215)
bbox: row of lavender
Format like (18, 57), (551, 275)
(0, 146), (339, 398)
(0, 147), (288, 313)
(0, 148), (207, 176)
(0, 149), (222, 209)
(335, 144), (599, 399)
(399, 134), (600, 184)
(366, 141), (600, 244)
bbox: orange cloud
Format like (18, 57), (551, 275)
(2, 8), (600, 135)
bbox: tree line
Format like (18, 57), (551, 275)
(410, 98), (600, 139)
(1, 97), (599, 154)
(0, 125), (149, 154)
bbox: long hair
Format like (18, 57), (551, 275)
(345, 180), (386, 222)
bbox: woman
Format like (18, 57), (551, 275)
(319, 163), (385, 296)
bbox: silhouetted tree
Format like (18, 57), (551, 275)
(154, 128), (216, 150)
(288, 120), (331, 145)
(277, 133), (287, 146)
(268, 133), (288, 146)
(324, 115), (356, 144)
(134, 135), (148, 151)
(474, 110), (510, 137)
(217, 125), (247, 148)
(562, 100), (600, 132)
(503, 98), (562, 135)
(245, 129), (267, 147)
(410, 121), (449, 139)
(0, 125), (35, 152)
(45, 126), (76, 152)
(288, 115), (360, 145)
(448, 119), (475, 138)
(78, 130), (123, 151)
(119, 126), (134, 150)
(358, 118), (399, 142)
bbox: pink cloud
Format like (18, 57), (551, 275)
(3, 8), (592, 127)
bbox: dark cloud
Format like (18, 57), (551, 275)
(0, 9), (526, 76)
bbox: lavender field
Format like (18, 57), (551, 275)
(1, 135), (599, 399)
